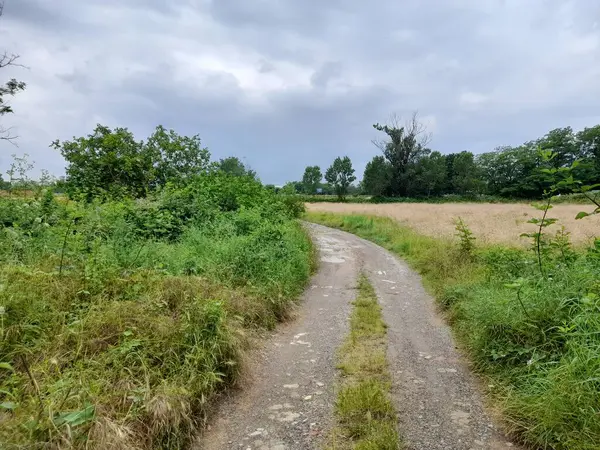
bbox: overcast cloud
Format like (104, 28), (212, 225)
(1, 0), (599, 184)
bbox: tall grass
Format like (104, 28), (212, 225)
(306, 212), (600, 450)
(0, 181), (312, 449)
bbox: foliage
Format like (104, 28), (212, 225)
(52, 125), (212, 202)
(454, 217), (476, 258)
(362, 156), (392, 197)
(0, 3), (26, 143)
(216, 156), (257, 179)
(371, 113), (431, 197)
(325, 156), (356, 201)
(0, 161), (312, 448)
(301, 165), (322, 194)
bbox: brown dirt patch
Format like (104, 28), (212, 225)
(306, 202), (599, 246)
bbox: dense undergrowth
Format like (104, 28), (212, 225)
(306, 212), (600, 450)
(0, 175), (311, 449)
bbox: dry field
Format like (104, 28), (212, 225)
(306, 202), (600, 246)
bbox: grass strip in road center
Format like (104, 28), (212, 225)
(327, 275), (402, 450)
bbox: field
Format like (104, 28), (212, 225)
(307, 202), (600, 246)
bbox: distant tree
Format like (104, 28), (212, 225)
(145, 125), (210, 187)
(217, 156), (257, 179)
(576, 125), (600, 184)
(0, 3), (26, 144)
(362, 155), (392, 197)
(372, 112), (431, 196)
(412, 151), (447, 197)
(281, 181), (303, 194)
(448, 151), (480, 195)
(537, 127), (579, 169)
(302, 165), (322, 194)
(325, 156), (356, 201)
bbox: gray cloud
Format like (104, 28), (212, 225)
(1, 0), (599, 184)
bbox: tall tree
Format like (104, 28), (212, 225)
(362, 155), (392, 197)
(0, 3), (26, 143)
(217, 156), (257, 179)
(301, 165), (322, 194)
(325, 156), (356, 201)
(372, 112), (431, 196)
(577, 125), (600, 184)
(448, 151), (480, 195)
(145, 125), (210, 187)
(52, 125), (152, 201)
(412, 151), (447, 197)
(52, 125), (213, 201)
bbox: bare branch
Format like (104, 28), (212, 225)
(0, 125), (19, 145)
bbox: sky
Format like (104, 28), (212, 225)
(1, 0), (599, 185)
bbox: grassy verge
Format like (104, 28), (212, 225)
(0, 181), (313, 449)
(328, 275), (401, 450)
(307, 212), (600, 450)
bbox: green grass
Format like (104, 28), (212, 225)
(307, 212), (600, 450)
(0, 187), (313, 449)
(328, 275), (401, 450)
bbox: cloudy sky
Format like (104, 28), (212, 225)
(1, 0), (599, 184)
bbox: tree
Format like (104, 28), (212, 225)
(325, 156), (356, 200)
(448, 151), (481, 195)
(412, 151), (447, 197)
(217, 156), (257, 179)
(52, 125), (152, 201)
(576, 125), (600, 184)
(362, 155), (392, 197)
(0, 3), (26, 143)
(302, 165), (322, 194)
(52, 124), (212, 201)
(145, 125), (210, 188)
(372, 112), (431, 196)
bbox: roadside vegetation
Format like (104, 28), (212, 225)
(310, 148), (600, 450)
(328, 275), (400, 450)
(0, 126), (311, 449)
(306, 181), (600, 449)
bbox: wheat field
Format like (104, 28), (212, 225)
(306, 202), (600, 246)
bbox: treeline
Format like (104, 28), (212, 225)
(291, 114), (600, 200)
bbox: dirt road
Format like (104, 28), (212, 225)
(198, 223), (518, 449)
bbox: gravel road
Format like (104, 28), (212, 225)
(198, 223), (519, 450)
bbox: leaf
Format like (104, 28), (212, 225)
(0, 362), (14, 372)
(53, 404), (95, 427)
(0, 401), (16, 410)
(575, 211), (590, 220)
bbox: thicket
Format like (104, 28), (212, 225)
(0, 127), (311, 449)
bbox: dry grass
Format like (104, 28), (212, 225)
(306, 202), (600, 246)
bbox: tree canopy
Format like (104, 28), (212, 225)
(325, 156), (356, 200)
(0, 4), (26, 143)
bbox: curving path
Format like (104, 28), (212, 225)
(198, 223), (519, 450)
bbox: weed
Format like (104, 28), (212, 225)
(0, 174), (312, 449)
(328, 275), (401, 449)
